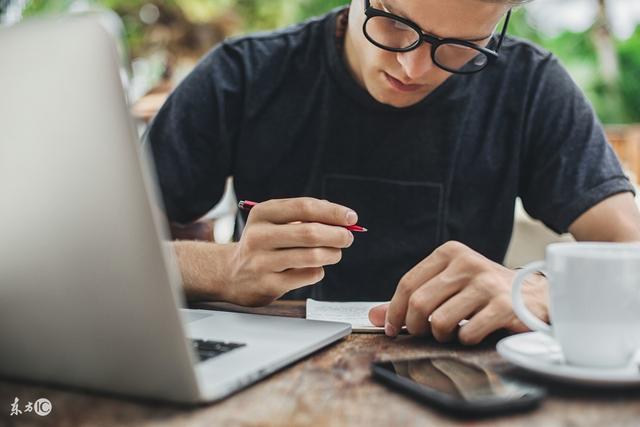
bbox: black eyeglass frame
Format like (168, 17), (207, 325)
(362, 0), (512, 75)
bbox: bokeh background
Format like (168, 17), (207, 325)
(2, 0), (639, 125)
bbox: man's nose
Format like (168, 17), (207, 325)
(396, 43), (434, 80)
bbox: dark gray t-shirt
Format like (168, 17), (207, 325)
(147, 8), (633, 301)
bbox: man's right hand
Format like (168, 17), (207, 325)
(224, 198), (357, 305)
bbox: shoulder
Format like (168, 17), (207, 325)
(495, 35), (564, 83)
(500, 35), (553, 64)
(192, 10), (340, 116)
(210, 10), (336, 75)
(225, 13), (328, 50)
(175, 10), (336, 107)
(490, 35), (580, 105)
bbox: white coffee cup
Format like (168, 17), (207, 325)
(511, 242), (640, 368)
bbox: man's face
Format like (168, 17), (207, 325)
(345, 0), (509, 108)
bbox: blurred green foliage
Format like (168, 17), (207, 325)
(21, 0), (640, 123)
(496, 8), (639, 124)
(618, 27), (640, 123)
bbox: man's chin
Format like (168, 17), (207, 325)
(375, 93), (426, 109)
(363, 78), (431, 108)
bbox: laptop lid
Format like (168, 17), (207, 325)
(0, 16), (201, 403)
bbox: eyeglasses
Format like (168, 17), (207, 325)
(362, 0), (512, 75)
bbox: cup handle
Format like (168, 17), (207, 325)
(512, 260), (552, 334)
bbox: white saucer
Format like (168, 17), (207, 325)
(497, 332), (640, 387)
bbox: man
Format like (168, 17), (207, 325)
(146, 0), (640, 344)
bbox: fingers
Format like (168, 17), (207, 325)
(266, 247), (343, 272)
(248, 198), (358, 227)
(428, 289), (483, 342)
(368, 303), (388, 326)
(249, 268), (326, 304)
(458, 297), (512, 345)
(403, 274), (464, 337)
(277, 267), (326, 293)
(380, 241), (521, 344)
(260, 222), (354, 250)
(385, 254), (448, 337)
(230, 197), (358, 307)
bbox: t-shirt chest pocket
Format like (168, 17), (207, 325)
(320, 174), (444, 301)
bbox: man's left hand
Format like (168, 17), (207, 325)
(368, 241), (549, 345)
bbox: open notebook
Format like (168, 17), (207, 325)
(305, 298), (386, 333)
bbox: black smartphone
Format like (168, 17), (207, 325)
(371, 356), (545, 417)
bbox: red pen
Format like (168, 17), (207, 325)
(237, 200), (368, 232)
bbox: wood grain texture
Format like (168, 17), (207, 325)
(2, 301), (640, 427)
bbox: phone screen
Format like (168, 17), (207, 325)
(373, 356), (544, 411)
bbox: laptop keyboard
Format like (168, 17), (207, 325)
(191, 338), (246, 362)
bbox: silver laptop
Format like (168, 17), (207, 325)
(0, 16), (350, 404)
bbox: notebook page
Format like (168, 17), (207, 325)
(305, 298), (385, 333)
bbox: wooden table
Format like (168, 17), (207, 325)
(2, 301), (639, 426)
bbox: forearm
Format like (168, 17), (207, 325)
(569, 193), (640, 242)
(173, 240), (236, 302)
